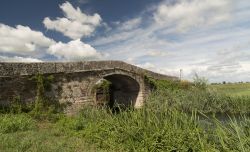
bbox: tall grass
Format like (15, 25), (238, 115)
(0, 114), (36, 133)
(52, 78), (250, 151)
(55, 106), (250, 151)
(150, 88), (250, 114)
(146, 77), (250, 114)
(0, 78), (249, 151)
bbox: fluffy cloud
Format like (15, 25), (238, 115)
(0, 24), (54, 55)
(1, 0), (249, 82)
(137, 62), (179, 77)
(0, 22), (101, 61)
(0, 1), (102, 62)
(43, 1), (102, 39)
(137, 62), (155, 69)
(154, 0), (232, 31)
(47, 39), (101, 60)
(0, 55), (42, 62)
(91, 0), (250, 82)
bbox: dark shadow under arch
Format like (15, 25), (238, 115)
(95, 74), (140, 109)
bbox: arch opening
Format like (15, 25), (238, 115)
(95, 74), (140, 109)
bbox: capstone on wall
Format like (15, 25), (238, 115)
(0, 61), (177, 113)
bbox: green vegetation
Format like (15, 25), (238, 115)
(92, 79), (112, 106)
(0, 105), (249, 151)
(29, 74), (66, 119)
(0, 120), (99, 152)
(146, 76), (250, 114)
(0, 75), (250, 151)
(150, 88), (250, 114)
(0, 114), (36, 134)
(211, 83), (250, 97)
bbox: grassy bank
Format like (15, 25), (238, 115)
(0, 77), (250, 151)
(0, 107), (249, 151)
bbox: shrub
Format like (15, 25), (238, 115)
(179, 80), (192, 89)
(144, 75), (181, 91)
(193, 73), (208, 90)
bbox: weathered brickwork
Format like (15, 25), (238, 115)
(0, 61), (177, 113)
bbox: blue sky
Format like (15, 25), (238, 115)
(0, 0), (250, 82)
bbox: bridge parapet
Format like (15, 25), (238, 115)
(0, 61), (177, 113)
(0, 61), (177, 80)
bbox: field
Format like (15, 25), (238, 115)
(0, 78), (250, 151)
(210, 83), (250, 97)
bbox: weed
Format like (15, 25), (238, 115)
(0, 114), (36, 133)
(0, 75), (249, 151)
(29, 74), (65, 120)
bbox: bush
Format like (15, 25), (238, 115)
(193, 73), (208, 90)
(179, 80), (192, 89)
(144, 75), (182, 91)
(0, 114), (36, 133)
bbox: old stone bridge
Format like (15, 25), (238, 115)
(0, 61), (176, 113)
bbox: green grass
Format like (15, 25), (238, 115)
(0, 108), (249, 152)
(210, 83), (250, 97)
(150, 88), (250, 114)
(0, 79), (250, 151)
(0, 114), (36, 133)
(0, 121), (101, 152)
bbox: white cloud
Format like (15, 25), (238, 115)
(1, 0), (249, 82)
(92, 17), (142, 46)
(0, 24), (55, 55)
(117, 17), (142, 31)
(0, 2), (103, 62)
(90, 0), (250, 82)
(146, 50), (168, 57)
(137, 62), (179, 77)
(126, 57), (135, 64)
(0, 55), (42, 62)
(137, 62), (156, 69)
(92, 28), (143, 46)
(43, 1), (102, 39)
(154, 0), (232, 32)
(47, 39), (101, 60)
(0, 24), (102, 62)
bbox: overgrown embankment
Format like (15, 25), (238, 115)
(146, 76), (250, 114)
(0, 75), (250, 151)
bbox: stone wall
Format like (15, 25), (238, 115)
(0, 61), (176, 79)
(0, 61), (177, 113)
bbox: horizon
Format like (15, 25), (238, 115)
(0, 0), (250, 83)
